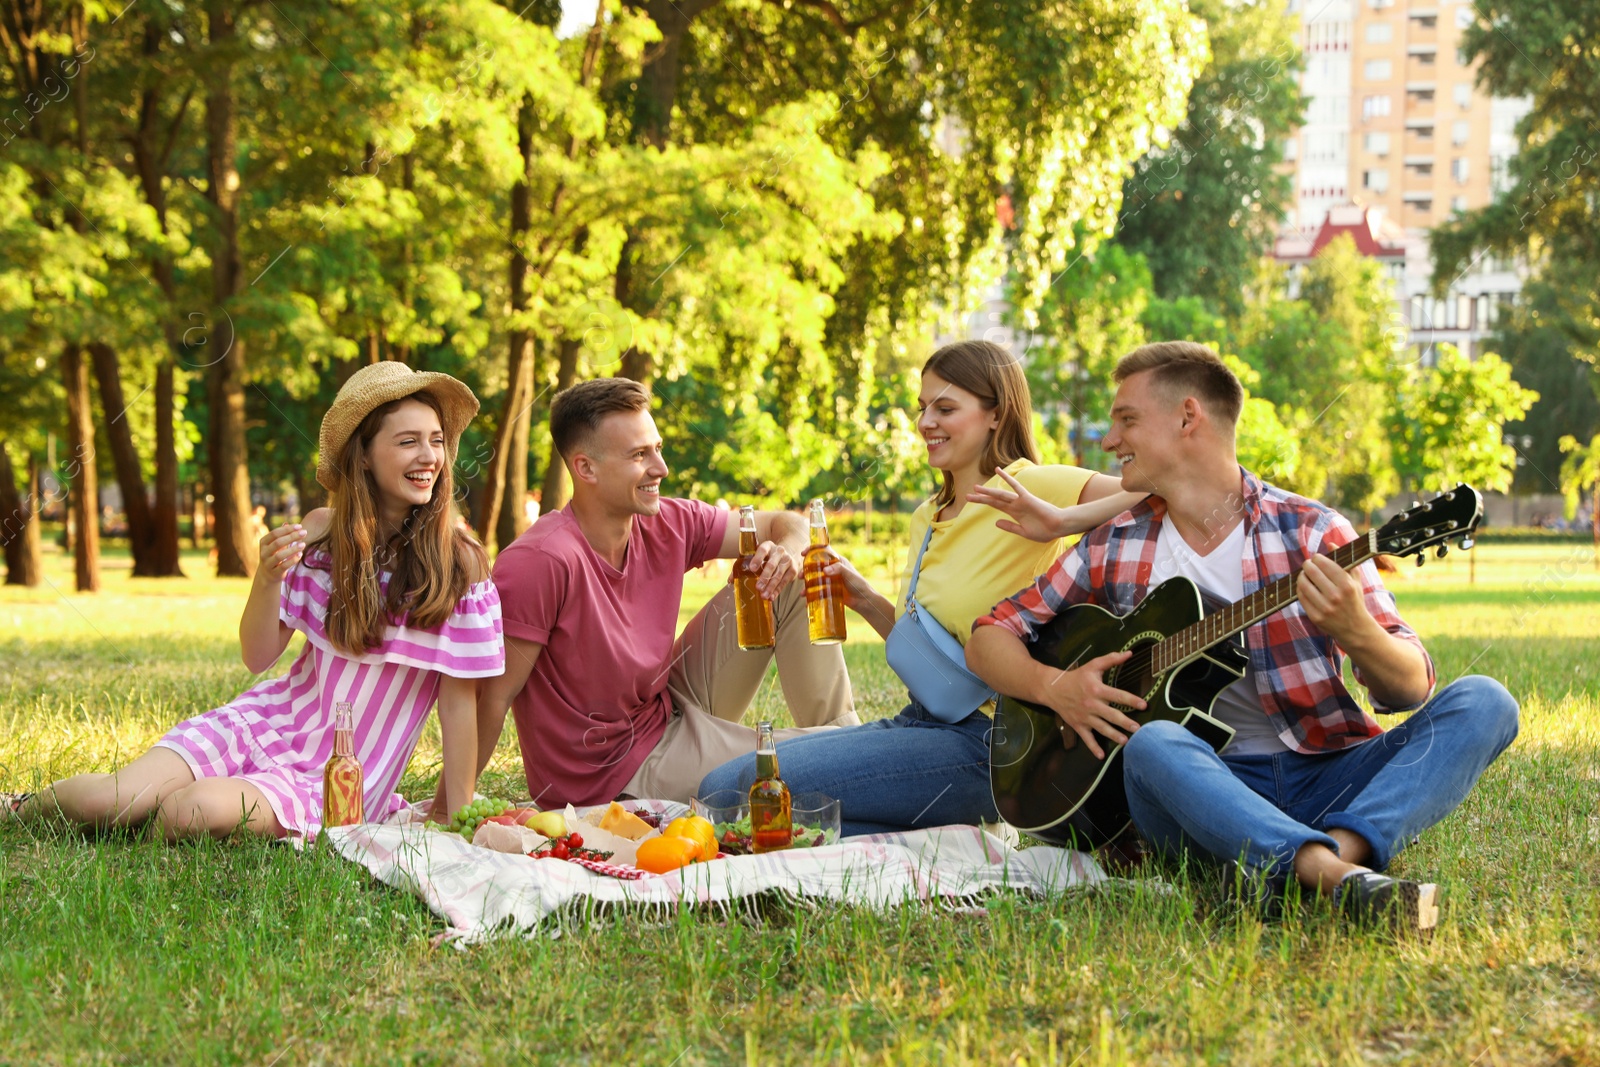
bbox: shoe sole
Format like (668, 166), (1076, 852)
(1395, 881), (1440, 935)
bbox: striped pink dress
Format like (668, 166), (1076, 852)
(156, 548), (504, 839)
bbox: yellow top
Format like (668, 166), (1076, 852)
(896, 458), (1098, 646)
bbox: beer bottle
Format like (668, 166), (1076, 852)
(802, 498), (846, 645)
(731, 504), (775, 650)
(748, 721), (792, 853)
(321, 701), (365, 829)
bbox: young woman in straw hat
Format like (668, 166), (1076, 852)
(12, 363), (505, 841)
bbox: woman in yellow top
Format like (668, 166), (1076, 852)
(698, 339), (1141, 835)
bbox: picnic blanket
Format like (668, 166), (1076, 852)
(324, 801), (1109, 945)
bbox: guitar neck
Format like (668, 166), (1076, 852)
(1151, 530), (1377, 674)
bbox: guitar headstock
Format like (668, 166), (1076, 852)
(1374, 484), (1483, 561)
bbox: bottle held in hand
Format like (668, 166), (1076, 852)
(748, 721), (792, 853)
(731, 504), (775, 650)
(802, 498), (846, 645)
(321, 701), (365, 829)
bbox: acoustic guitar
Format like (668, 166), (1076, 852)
(987, 485), (1483, 850)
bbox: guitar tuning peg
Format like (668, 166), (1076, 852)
(1415, 554), (1425, 567)
(1410, 500), (1421, 509)
(1461, 536), (1475, 551)
(1436, 545), (1448, 559)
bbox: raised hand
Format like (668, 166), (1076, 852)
(966, 466), (1073, 543)
(1039, 649), (1147, 760)
(257, 523), (307, 582)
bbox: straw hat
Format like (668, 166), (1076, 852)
(316, 362), (480, 491)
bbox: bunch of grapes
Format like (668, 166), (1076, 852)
(445, 797), (513, 839)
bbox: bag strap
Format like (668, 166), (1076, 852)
(904, 522), (935, 608)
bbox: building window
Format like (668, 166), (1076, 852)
(1364, 168), (1390, 193)
(1363, 95), (1392, 120)
(1410, 89), (1436, 105)
(1364, 131), (1391, 155)
(1454, 84), (1472, 109)
(1410, 14), (1437, 28)
(1366, 21), (1393, 43)
(1455, 6), (1474, 30)
(1364, 59), (1393, 80)
(1284, 137), (1298, 161)
(1453, 120), (1470, 144)
(1452, 195), (1468, 213)
(1370, 0), (1394, 9)
(1408, 161), (1434, 177)
(1453, 157), (1470, 183)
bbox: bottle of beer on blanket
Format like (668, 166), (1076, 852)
(748, 721), (792, 853)
(732, 505), (775, 650)
(803, 498), (846, 645)
(321, 701), (365, 829)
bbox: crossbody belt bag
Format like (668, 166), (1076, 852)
(883, 524), (997, 724)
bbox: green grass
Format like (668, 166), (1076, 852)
(3, 542), (1598, 1065)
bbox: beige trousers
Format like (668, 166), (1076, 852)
(620, 581), (859, 803)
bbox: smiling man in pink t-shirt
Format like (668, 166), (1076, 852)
(476, 378), (858, 807)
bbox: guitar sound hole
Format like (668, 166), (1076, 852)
(1106, 639), (1159, 712)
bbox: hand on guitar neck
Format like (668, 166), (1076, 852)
(966, 628), (1148, 760)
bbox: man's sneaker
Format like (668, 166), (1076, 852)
(1336, 871), (1440, 936)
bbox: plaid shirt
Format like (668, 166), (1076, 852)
(975, 469), (1435, 753)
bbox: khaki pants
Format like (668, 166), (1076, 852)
(621, 581), (859, 803)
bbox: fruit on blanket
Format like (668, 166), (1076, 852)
(635, 836), (699, 874)
(448, 798), (514, 839)
(509, 808), (544, 828)
(663, 815), (718, 862)
(526, 811), (567, 839)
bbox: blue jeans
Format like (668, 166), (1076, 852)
(1122, 675), (1519, 874)
(697, 701), (999, 836)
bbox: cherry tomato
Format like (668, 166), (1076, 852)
(552, 841), (570, 860)
(567, 833), (583, 849)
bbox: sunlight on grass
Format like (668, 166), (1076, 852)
(2, 540), (1597, 1065)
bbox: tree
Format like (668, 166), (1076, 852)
(1558, 434), (1600, 568)
(1237, 241), (1402, 513)
(1391, 345), (1538, 494)
(1466, 270), (1600, 495)
(1115, 0), (1305, 317)
(1016, 240), (1151, 466)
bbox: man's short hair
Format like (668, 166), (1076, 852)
(549, 378), (652, 461)
(1113, 341), (1243, 425)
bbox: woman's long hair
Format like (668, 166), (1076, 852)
(315, 391), (486, 656)
(923, 340), (1040, 510)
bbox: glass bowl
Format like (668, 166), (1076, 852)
(789, 792), (842, 849)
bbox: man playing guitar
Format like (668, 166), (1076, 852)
(965, 341), (1519, 933)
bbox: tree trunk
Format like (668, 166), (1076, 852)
(130, 18), (189, 578)
(204, 0), (254, 577)
(540, 337), (583, 512)
(0, 440), (43, 586)
(60, 344), (100, 592)
(88, 342), (158, 575)
(496, 347), (535, 552)
(476, 97), (537, 550)
(152, 360), (183, 575)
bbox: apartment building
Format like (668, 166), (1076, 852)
(1281, 0), (1530, 362)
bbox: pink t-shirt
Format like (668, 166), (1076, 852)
(493, 497), (729, 806)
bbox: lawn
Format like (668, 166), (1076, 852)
(2, 540), (1597, 1066)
